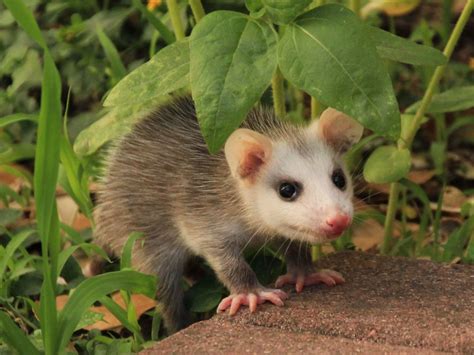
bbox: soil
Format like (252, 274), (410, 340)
(142, 251), (474, 354)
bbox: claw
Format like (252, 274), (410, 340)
(217, 288), (287, 315)
(275, 269), (345, 293)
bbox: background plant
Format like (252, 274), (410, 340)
(0, 0), (473, 353)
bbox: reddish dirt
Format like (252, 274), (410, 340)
(142, 251), (474, 354)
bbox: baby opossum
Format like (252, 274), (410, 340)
(94, 96), (363, 333)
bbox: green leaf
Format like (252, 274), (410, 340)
(279, 4), (400, 139)
(245, 0), (263, 13)
(76, 310), (104, 331)
(34, 51), (62, 249)
(186, 277), (224, 313)
(96, 27), (127, 84)
(0, 208), (22, 226)
(121, 232), (143, 270)
(368, 26), (447, 66)
(0, 113), (37, 128)
(466, 233), (474, 264)
(0, 229), (34, 287)
(447, 116), (474, 137)
(261, 0), (312, 24)
(0, 311), (41, 355)
(363, 145), (411, 183)
(59, 134), (93, 219)
(430, 141), (446, 175)
(406, 86), (474, 114)
(2, 0), (46, 48)
(100, 296), (142, 335)
(57, 270), (156, 351)
(443, 215), (474, 262)
(104, 40), (189, 108)
(0, 143), (36, 164)
(75, 95), (169, 156)
(190, 11), (278, 153)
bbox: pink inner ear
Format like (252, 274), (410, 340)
(238, 148), (266, 179)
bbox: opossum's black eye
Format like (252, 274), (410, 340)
(331, 169), (346, 190)
(278, 182), (300, 201)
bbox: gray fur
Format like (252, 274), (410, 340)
(94, 96), (329, 333)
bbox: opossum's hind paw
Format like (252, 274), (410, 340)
(217, 289), (288, 316)
(275, 269), (345, 293)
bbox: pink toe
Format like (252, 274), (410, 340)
(275, 274), (292, 288)
(260, 291), (284, 306)
(217, 296), (233, 313)
(296, 276), (305, 293)
(229, 294), (245, 316)
(248, 293), (258, 313)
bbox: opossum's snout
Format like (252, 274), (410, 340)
(321, 212), (351, 238)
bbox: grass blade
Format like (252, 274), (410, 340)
(0, 113), (37, 128)
(96, 27), (127, 83)
(131, 0), (175, 44)
(0, 229), (34, 294)
(57, 270), (156, 351)
(0, 311), (41, 355)
(2, 0), (46, 48)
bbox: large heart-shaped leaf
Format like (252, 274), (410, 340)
(104, 39), (190, 108)
(74, 95), (171, 156)
(279, 4), (400, 139)
(190, 11), (278, 153)
(262, 0), (312, 24)
(368, 26), (447, 66)
(363, 145), (411, 183)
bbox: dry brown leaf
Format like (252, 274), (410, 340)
(429, 187), (467, 214)
(57, 195), (79, 226)
(72, 213), (92, 230)
(408, 169), (436, 184)
(352, 219), (385, 251)
(55, 293), (156, 331)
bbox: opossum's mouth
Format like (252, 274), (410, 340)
(285, 225), (343, 242)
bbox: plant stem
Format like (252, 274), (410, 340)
(167, 0), (185, 40)
(382, 0), (473, 254)
(350, 0), (361, 17)
(311, 244), (322, 261)
(401, 2), (473, 149)
(189, 0), (205, 23)
(272, 67), (286, 118)
(310, 97), (320, 118)
(381, 183), (400, 254)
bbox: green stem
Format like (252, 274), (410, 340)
(311, 97), (320, 119)
(189, 0), (205, 23)
(311, 244), (322, 262)
(350, 0), (361, 17)
(381, 183), (400, 254)
(167, 0), (185, 41)
(272, 67), (286, 118)
(401, 0), (473, 149)
(382, 0), (473, 254)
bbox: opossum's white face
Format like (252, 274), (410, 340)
(225, 108), (363, 244)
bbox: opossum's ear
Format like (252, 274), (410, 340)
(225, 128), (272, 181)
(309, 108), (363, 152)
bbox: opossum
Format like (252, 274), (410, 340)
(94, 96), (363, 333)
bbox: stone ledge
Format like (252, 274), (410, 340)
(142, 251), (474, 354)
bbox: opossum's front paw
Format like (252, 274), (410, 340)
(216, 288), (288, 316)
(275, 269), (345, 293)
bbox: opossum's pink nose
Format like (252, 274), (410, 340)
(324, 214), (351, 237)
